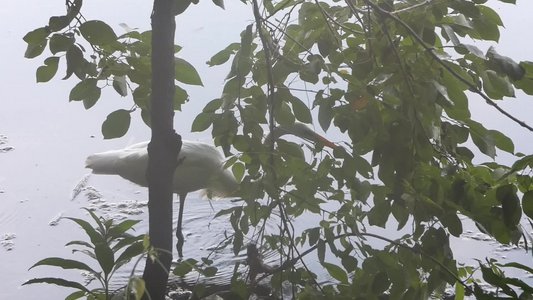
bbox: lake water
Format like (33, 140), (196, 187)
(1, 1), (533, 299)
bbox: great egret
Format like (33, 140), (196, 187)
(85, 122), (335, 256)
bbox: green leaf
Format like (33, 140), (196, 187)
(102, 109), (131, 139)
(79, 20), (118, 47)
(307, 227), (320, 246)
(109, 219), (141, 237)
(317, 99), (332, 131)
(191, 112), (214, 132)
(212, 0), (225, 9)
(487, 47), (525, 81)
(65, 290), (86, 300)
(69, 78), (101, 109)
(274, 101), (295, 126)
(24, 39), (47, 59)
(207, 43), (239, 66)
(174, 85), (189, 110)
(454, 282), (465, 300)
(112, 75), (128, 97)
(29, 257), (95, 273)
(64, 45), (85, 80)
(480, 264), (518, 297)
(48, 16), (70, 32)
(202, 98), (222, 113)
(489, 129), (514, 154)
(522, 191), (533, 219)
(497, 184), (521, 228)
(23, 27), (49, 44)
(202, 266), (218, 277)
(232, 162), (245, 183)
(289, 97), (312, 123)
(115, 241), (144, 268)
(502, 262), (533, 276)
(173, 258), (197, 276)
(482, 70), (514, 99)
(22, 277), (90, 293)
(49, 33), (74, 54)
(471, 7), (500, 42)
(65, 217), (104, 245)
(322, 262), (348, 284)
(173, 0), (193, 15)
(441, 213), (463, 237)
(175, 57), (203, 86)
(36, 57), (60, 83)
(95, 242), (114, 276)
(128, 277), (146, 300)
(433, 80), (453, 106)
(468, 120), (496, 158)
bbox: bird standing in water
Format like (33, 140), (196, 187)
(86, 122), (335, 256)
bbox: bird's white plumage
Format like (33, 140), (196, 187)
(86, 123), (335, 256)
(85, 140), (238, 198)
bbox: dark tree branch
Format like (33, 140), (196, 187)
(142, 1), (181, 299)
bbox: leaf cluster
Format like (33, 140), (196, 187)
(23, 0), (203, 139)
(23, 209), (147, 300)
(188, 0), (533, 298)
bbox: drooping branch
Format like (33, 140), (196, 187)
(361, 0), (533, 132)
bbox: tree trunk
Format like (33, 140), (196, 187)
(142, 1), (180, 299)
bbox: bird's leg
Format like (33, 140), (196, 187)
(176, 192), (187, 257)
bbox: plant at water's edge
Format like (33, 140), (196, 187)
(23, 209), (147, 300)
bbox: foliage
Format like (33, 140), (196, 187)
(23, 0), (202, 139)
(23, 209), (147, 300)
(24, 0), (533, 299)
(191, 0), (533, 298)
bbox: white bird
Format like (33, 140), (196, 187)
(85, 122), (336, 256)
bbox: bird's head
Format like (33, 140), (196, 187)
(268, 122), (337, 149)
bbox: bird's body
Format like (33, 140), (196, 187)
(86, 122), (335, 256)
(86, 140), (238, 198)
